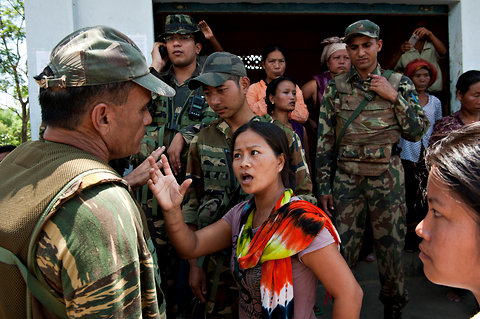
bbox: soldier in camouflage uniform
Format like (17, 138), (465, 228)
(182, 52), (314, 317)
(0, 26), (175, 318)
(316, 20), (429, 319)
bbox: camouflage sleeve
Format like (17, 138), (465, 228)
(286, 129), (316, 204)
(394, 75), (430, 142)
(182, 135), (203, 225)
(316, 83), (337, 196)
(179, 105), (218, 145)
(35, 183), (163, 318)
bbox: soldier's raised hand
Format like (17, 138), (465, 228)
(150, 42), (168, 72)
(368, 74), (398, 104)
(125, 146), (165, 190)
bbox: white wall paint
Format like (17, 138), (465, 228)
(25, 0), (154, 140)
(448, 0), (480, 112)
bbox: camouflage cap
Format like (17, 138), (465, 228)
(159, 14), (204, 42)
(188, 52), (247, 89)
(344, 20), (380, 43)
(35, 25), (175, 97)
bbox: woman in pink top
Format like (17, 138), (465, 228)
(148, 121), (362, 319)
(247, 45), (309, 123)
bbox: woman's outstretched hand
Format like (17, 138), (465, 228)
(147, 154), (192, 212)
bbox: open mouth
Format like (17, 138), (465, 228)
(241, 173), (253, 184)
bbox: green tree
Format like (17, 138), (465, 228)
(0, 0), (29, 144)
(0, 107), (23, 145)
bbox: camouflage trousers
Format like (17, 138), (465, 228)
(202, 253), (238, 319)
(143, 201), (190, 318)
(332, 155), (408, 309)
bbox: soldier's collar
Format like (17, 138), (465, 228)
(347, 64), (382, 82)
(216, 119), (231, 138)
(162, 55), (204, 85)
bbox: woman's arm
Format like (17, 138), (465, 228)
(302, 79), (318, 108)
(302, 243), (363, 319)
(198, 20), (224, 52)
(291, 85), (309, 123)
(148, 155), (232, 258)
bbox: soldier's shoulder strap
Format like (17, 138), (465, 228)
(333, 71), (351, 95)
(382, 69), (402, 90)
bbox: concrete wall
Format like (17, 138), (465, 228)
(25, 0), (154, 140)
(448, 0), (480, 112)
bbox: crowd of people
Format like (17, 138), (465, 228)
(0, 12), (479, 319)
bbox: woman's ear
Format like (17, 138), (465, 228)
(457, 90), (463, 104)
(268, 94), (275, 105)
(277, 153), (286, 173)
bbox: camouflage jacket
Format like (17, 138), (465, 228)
(316, 65), (429, 195)
(136, 57), (218, 166)
(36, 182), (165, 318)
(182, 114), (315, 228)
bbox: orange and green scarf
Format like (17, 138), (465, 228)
(236, 189), (340, 319)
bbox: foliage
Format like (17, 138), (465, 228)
(0, 107), (26, 145)
(0, 0), (29, 143)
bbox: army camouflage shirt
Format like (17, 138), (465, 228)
(182, 114), (315, 227)
(141, 56), (217, 155)
(36, 183), (165, 318)
(316, 64), (429, 195)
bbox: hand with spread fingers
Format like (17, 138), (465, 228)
(148, 154), (192, 213)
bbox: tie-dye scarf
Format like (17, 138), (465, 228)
(236, 189), (340, 319)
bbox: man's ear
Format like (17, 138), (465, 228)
(239, 76), (250, 92)
(377, 39), (383, 52)
(195, 42), (202, 55)
(91, 103), (111, 136)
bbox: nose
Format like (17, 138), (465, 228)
(172, 37), (182, 46)
(206, 93), (221, 107)
(240, 156), (251, 168)
(358, 47), (366, 57)
(415, 218), (430, 240)
(144, 108), (152, 126)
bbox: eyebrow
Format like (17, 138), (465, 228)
(427, 195), (444, 207)
(233, 145), (262, 151)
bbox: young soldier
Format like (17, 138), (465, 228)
(316, 20), (429, 319)
(183, 51), (315, 317)
(0, 26), (175, 318)
(141, 14), (222, 180)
